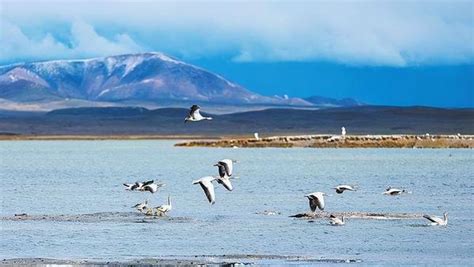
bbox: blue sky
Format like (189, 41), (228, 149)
(0, 0), (473, 107)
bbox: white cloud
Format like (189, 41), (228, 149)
(0, 1), (473, 66)
(0, 19), (143, 63)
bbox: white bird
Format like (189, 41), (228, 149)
(383, 187), (406, 195)
(214, 161), (237, 191)
(341, 127), (346, 137)
(155, 195), (172, 216)
(333, 184), (356, 194)
(132, 200), (148, 212)
(193, 176), (217, 204)
(140, 182), (165, 194)
(216, 159), (236, 177)
(254, 132), (260, 140)
(123, 180), (154, 191)
(305, 192), (326, 212)
(329, 214), (345, 225)
(184, 105), (212, 122)
(423, 212), (448, 226)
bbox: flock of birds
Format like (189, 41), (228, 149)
(123, 158), (236, 217)
(123, 105), (448, 226)
(303, 185), (447, 226)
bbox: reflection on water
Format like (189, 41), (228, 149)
(0, 141), (473, 264)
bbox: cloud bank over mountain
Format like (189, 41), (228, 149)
(1, 1), (473, 66)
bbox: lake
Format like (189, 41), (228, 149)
(1, 141), (473, 264)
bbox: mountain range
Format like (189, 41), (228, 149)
(0, 52), (360, 111)
(1, 106), (472, 136)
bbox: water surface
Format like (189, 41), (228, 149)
(1, 141), (473, 264)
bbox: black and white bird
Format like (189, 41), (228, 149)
(329, 214), (345, 225)
(155, 195), (172, 216)
(423, 212), (448, 226)
(193, 176), (217, 204)
(184, 105), (212, 122)
(214, 160), (238, 191)
(123, 180), (154, 191)
(132, 200), (148, 212)
(140, 181), (165, 194)
(305, 192), (326, 212)
(383, 187), (406, 195)
(333, 184), (357, 194)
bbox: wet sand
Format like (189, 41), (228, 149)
(2, 210), (423, 223)
(1, 255), (362, 266)
(2, 212), (193, 224)
(289, 211), (424, 220)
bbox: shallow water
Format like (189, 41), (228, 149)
(1, 141), (473, 264)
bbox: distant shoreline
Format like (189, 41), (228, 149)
(0, 134), (221, 141)
(1, 134), (472, 148)
(176, 134), (474, 148)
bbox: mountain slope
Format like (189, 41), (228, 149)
(0, 52), (312, 106)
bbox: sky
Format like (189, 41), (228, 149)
(0, 0), (473, 107)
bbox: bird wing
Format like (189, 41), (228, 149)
(142, 185), (151, 193)
(132, 202), (144, 208)
(218, 177), (233, 191)
(131, 183), (140, 190)
(219, 159), (233, 176)
(143, 184), (157, 193)
(190, 105), (200, 115)
(423, 215), (440, 223)
(390, 189), (401, 195)
(190, 105), (201, 119)
(340, 185), (353, 190)
(315, 195), (325, 210)
(308, 198), (317, 212)
(217, 164), (227, 178)
(143, 180), (154, 186)
(200, 180), (215, 204)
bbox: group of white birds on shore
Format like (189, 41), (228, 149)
(305, 185), (447, 226)
(123, 180), (171, 216)
(124, 105), (448, 226)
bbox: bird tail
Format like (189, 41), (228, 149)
(192, 180), (200, 184)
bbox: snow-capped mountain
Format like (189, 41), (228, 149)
(0, 52), (311, 107)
